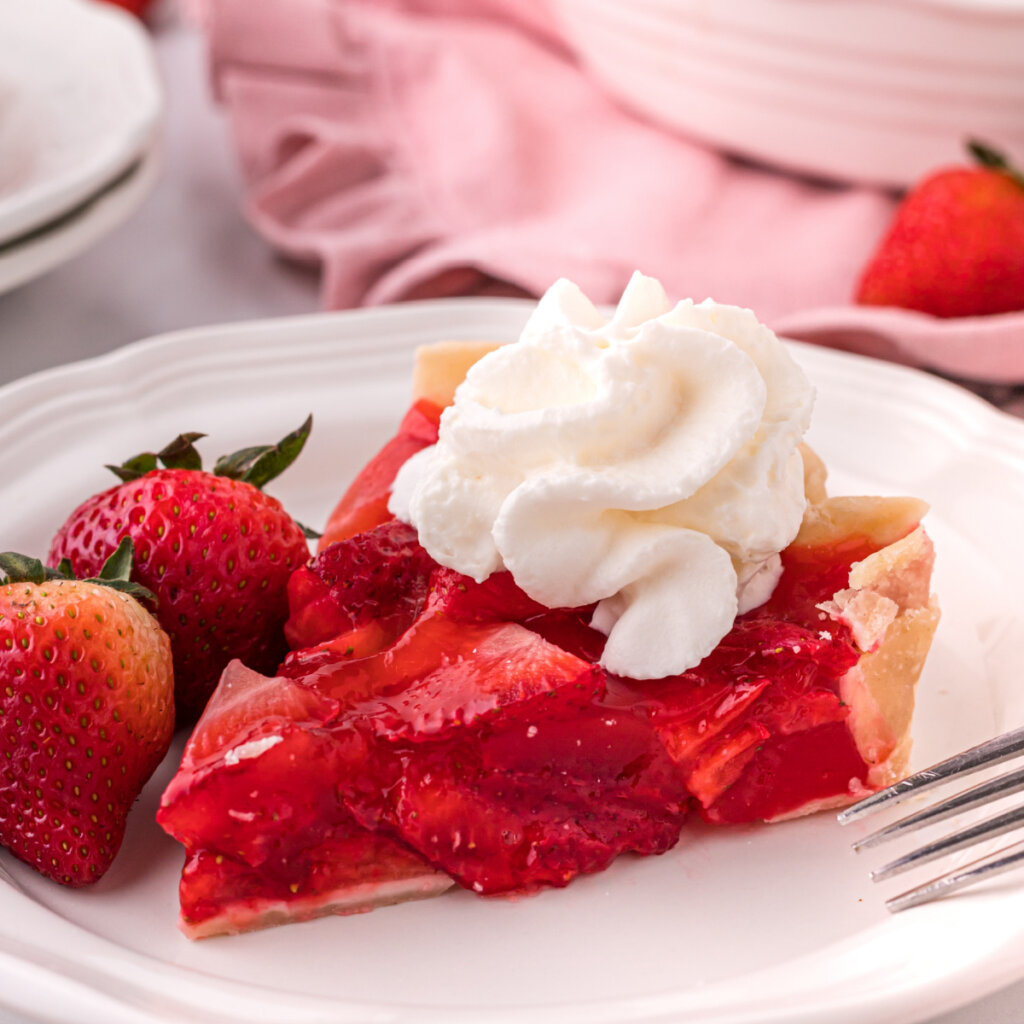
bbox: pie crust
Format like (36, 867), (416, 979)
(158, 339), (940, 937)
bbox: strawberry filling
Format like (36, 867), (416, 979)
(318, 399), (442, 549)
(158, 407), (896, 936)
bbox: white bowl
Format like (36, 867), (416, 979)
(552, 0), (1024, 187)
(0, 0), (162, 245)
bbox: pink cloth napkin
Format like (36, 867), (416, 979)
(191, 0), (1024, 382)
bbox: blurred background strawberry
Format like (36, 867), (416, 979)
(95, 0), (160, 18)
(856, 141), (1024, 318)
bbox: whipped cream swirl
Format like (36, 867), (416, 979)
(389, 272), (815, 679)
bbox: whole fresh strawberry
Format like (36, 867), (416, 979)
(0, 542), (174, 886)
(49, 420), (314, 723)
(97, 0), (160, 18)
(856, 140), (1024, 317)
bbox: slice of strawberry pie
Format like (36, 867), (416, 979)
(158, 277), (939, 938)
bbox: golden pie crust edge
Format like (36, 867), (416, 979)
(411, 339), (940, 812)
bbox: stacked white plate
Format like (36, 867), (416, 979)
(551, 0), (1024, 188)
(0, 0), (162, 295)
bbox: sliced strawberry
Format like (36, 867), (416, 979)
(285, 519), (434, 652)
(319, 400), (442, 549)
(635, 674), (771, 765)
(618, 563), (865, 818)
(426, 567), (549, 622)
(314, 616), (604, 742)
(479, 693), (679, 795)
(705, 720), (870, 824)
(279, 621), (401, 678)
(175, 661), (341, 771)
(684, 620), (865, 821)
(390, 753), (685, 894)
(158, 662), (449, 940)
(521, 608), (607, 663)
(158, 663), (354, 868)
(160, 722), (362, 870)
(425, 567), (609, 665)
(682, 721), (770, 808)
(355, 651), (686, 894)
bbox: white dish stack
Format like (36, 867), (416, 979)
(0, 0), (162, 294)
(551, 0), (1024, 188)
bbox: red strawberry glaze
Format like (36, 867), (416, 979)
(162, 529), (879, 919)
(159, 620), (659, 929)
(318, 399), (441, 549)
(285, 519), (434, 651)
(158, 406), (914, 934)
(613, 536), (882, 823)
(158, 660), (451, 937)
(763, 533), (881, 625)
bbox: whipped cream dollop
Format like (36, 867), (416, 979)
(389, 272), (815, 679)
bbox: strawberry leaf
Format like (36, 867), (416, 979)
(0, 552), (65, 584)
(0, 541), (156, 605)
(89, 577), (159, 604)
(213, 445), (270, 481)
(967, 138), (1024, 190)
(107, 433), (206, 481)
(107, 452), (158, 483)
(97, 537), (135, 584)
(157, 433), (206, 471)
(90, 538), (158, 605)
(214, 415), (312, 490)
(297, 520), (322, 540)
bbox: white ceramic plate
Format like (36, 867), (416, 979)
(0, 0), (161, 245)
(1, 301), (1023, 1024)
(0, 139), (161, 297)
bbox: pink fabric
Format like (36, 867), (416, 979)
(191, 0), (1024, 380)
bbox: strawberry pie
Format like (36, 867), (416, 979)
(157, 275), (940, 939)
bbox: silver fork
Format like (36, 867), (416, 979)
(837, 724), (1024, 912)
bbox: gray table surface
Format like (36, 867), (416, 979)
(0, 10), (1020, 1024)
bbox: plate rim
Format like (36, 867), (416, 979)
(2, 299), (1024, 1024)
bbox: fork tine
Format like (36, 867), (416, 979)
(886, 837), (1024, 912)
(870, 802), (1024, 881)
(853, 764), (1024, 851)
(837, 724), (1024, 825)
